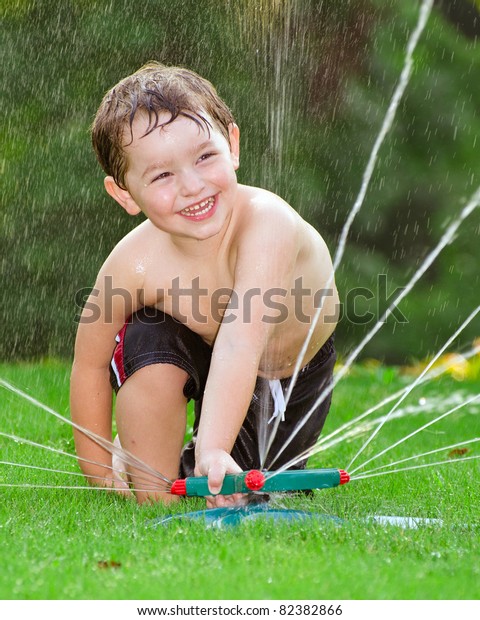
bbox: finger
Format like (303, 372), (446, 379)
(210, 454), (242, 497)
(224, 456), (243, 475)
(207, 461), (227, 495)
(213, 494), (228, 508)
(104, 481), (131, 498)
(114, 486), (134, 498)
(112, 475), (130, 491)
(206, 495), (228, 509)
(209, 493), (244, 508)
(114, 481), (134, 497)
(224, 493), (247, 507)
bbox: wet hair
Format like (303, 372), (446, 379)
(91, 62), (235, 189)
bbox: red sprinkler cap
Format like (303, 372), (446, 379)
(339, 470), (350, 485)
(244, 469), (266, 491)
(170, 479), (187, 495)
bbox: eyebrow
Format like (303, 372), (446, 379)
(141, 140), (215, 179)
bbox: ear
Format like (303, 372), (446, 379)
(104, 176), (142, 216)
(228, 123), (240, 170)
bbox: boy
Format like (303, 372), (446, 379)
(71, 62), (339, 506)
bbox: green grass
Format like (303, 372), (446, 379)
(0, 359), (479, 600)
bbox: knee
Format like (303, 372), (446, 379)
(119, 363), (189, 398)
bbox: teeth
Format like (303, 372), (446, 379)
(181, 196), (215, 217)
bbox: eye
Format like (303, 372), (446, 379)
(198, 152), (216, 162)
(152, 171), (172, 182)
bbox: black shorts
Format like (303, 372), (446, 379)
(110, 308), (336, 477)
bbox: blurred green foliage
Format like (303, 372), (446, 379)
(1, 0), (479, 363)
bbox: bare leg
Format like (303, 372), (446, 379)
(114, 363), (188, 504)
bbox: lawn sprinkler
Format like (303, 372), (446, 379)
(169, 468), (350, 497)
(151, 468), (350, 529)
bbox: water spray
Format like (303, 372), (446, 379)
(169, 468), (350, 497)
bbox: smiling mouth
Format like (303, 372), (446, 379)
(180, 196), (216, 218)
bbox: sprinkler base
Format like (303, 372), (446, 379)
(149, 509), (447, 530)
(150, 505), (344, 529)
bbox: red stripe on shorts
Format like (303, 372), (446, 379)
(112, 323), (128, 386)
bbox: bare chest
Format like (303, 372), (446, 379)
(143, 265), (235, 345)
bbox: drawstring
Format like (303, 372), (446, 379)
(268, 379), (286, 424)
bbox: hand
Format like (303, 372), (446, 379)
(111, 435), (134, 497)
(84, 463), (133, 498)
(195, 449), (246, 509)
(80, 434), (133, 498)
(102, 474), (134, 498)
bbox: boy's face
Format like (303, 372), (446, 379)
(105, 112), (240, 242)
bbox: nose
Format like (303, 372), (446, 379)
(179, 168), (205, 198)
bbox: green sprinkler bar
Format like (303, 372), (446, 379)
(170, 468), (350, 497)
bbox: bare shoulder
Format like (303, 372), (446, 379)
(97, 219), (163, 283)
(234, 185), (323, 254)
(238, 185), (299, 225)
(235, 186), (302, 245)
(229, 186), (303, 290)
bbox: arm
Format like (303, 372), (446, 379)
(70, 253), (142, 490)
(194, 320), (268, 502)
(195, 203), (300, 493)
